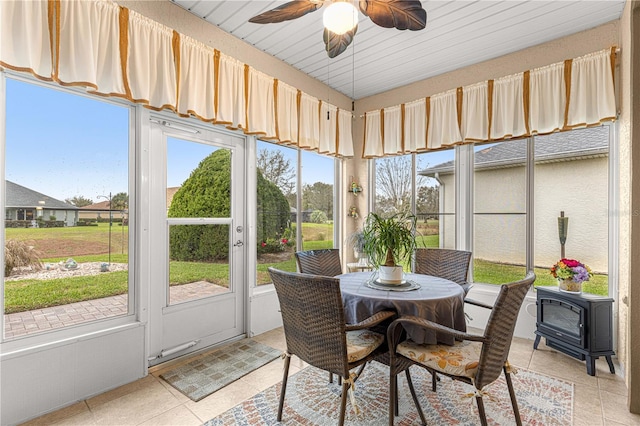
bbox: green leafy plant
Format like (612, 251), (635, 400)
(346, 230), (366, 253)
(4, 239), (43, 277)
(362, 212), (419, 268)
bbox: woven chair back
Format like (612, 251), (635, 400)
(268, 268), (349, 377)
(295, 249), (343, 276)
(475, 272), (536, 389)
(414, 248), (471, 287)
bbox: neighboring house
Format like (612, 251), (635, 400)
(166, 187), (180, 210)
(79, 200), (126, 223)
(419, 126), (609, 273)
(4, 180), (78, 227)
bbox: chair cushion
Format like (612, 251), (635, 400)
(397, 339), (482, 379)
(346, 329), (384, 363)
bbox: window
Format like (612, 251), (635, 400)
(301, 150), (335, 251)
(416, 149), (456, 249)
(256, 141), (298, 284)
(374, 156), (413, 216)
(255, 141), (337, 285)
(473, 140), (528, 284)
(377, 126), (613, 295)
(533, 127), (610, 295)
(3, 77), (132, 339)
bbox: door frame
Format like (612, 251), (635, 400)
(144, 111), (249, 366)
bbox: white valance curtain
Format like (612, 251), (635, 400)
(363, 48), (616, 158)
(0, 0), (354, 157)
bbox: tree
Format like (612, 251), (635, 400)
(111, 192), (128, 210)
(302, 182), (333, 220)
(65, 195), (93, 207)
(416, 184), (439, 217)
(257, 148), (295, 196)
(375, 155), (426, 215)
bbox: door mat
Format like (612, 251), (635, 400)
(204, 360), (573, 425)
(159, 339), (281, 402)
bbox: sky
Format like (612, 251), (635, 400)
(5, 78), (130, 202)
(5, 76), (453, 202)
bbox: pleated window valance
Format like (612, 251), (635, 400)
(362, 48), (617, 158)
(0, 0), (354, 157)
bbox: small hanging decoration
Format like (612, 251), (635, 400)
(350, 181), (362, 195)
(348, 206), (359, 219)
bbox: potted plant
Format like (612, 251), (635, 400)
(362, 211), (418, 283)
(346, 230), (367, 265)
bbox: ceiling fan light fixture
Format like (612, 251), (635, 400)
(323, 2), (358, 35)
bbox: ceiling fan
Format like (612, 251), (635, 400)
(249, 0), (427, 58)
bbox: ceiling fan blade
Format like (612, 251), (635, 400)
(323, 26), (357, 58)
(359, 0), (427, 30)
(249, 1), (323, 24)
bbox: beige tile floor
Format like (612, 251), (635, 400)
(21, 327), (640, 426)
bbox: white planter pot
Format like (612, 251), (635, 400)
(378, 265), (404, 284)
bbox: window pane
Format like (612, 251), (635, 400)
(417, 149), (455, 249)
(256, 141), (297, 285)
(533, 127), (609, 295)
(168, 224), (230, 304)
(473, 141), (527, 284)
(301, 151), (335, 251)
(4, 78), (131, 339)
(374, 156), (412, 216)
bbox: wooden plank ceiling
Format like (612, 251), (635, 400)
(171, 0), (625, 100)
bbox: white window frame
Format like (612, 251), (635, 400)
(0, 71), (138, 350)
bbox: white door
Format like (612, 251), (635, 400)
(148, 118), (246, 366)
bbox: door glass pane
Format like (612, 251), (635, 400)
(168, 224), (230, 304)
(473, 141), (527, 284)
(533, 127), (609, 295)
(417, 149), (455, 249)
(166, 138), (231, 305)
(3, 78), (131, 339)
(255, 141), (297, 285)
(301, 150), (335, 251)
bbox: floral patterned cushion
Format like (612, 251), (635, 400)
(397, 339), (483, 378)
(346, 329), (384, 363)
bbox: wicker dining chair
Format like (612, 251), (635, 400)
(295, 248), (343, 276)
(268, 267), (395, 425)
(414, 248), (472, 295)
(387, 271), (536, 426)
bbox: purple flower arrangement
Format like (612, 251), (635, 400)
(550, 258), (593, 284)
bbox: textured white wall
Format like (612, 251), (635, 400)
(534, 158), (609, 272)
(437, 157), (609, 272)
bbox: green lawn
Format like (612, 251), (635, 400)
(4, 222), (610, 313)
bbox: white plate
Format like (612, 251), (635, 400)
(374, 278), (407, 285)
(366, 280), (420, 292)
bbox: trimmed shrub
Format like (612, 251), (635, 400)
(257, 172), (291, 252)
(310, 210), (328, 224)
(167, 150), (291, 262)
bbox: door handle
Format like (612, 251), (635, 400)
(233, 240), (244, 247)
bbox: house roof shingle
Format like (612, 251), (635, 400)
(420, 127), (609, 176)
(5, 180), (78, 210)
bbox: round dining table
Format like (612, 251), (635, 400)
(338, 271), (466, 345)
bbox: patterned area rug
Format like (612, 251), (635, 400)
(205, 361), (573, 425)
(160, 339), (281, 402)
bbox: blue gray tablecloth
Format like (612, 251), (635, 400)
(339, 272), (466, 345)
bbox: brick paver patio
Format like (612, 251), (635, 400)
(3, 281), (227, 339)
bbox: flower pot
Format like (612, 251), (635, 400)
(378, 265), (404, 284)
(559, 278), (582, 294)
